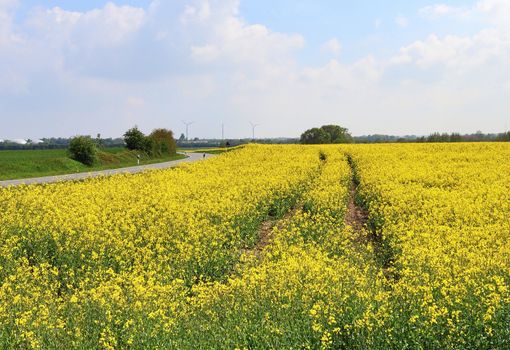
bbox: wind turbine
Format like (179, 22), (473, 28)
(181, 120), (195, 141)
(249, 121), (260, 141)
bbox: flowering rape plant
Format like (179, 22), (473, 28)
(0, 143), (509, 349)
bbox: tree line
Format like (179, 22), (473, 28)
(68, 127), (176, 166)
(354, 131), (510, 143)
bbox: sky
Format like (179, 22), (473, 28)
(1, 0), (510, 139)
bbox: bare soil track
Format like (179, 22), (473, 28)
(248, 202), (303, 257)
(345, 155), (399, 280)
(345, 179), (369, 233)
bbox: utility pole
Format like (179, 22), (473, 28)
(249, 121), (259, 141)
(221, 123), (225, 141)
(181, 120), (195, 141)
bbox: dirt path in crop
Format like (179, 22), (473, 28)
(345, 157), (369, 237)
(345, 179), (369, 233)
(247, 202), (303, 257)
(345, 154), (398, 280)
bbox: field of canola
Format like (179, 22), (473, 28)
(0, 143), (509, 349)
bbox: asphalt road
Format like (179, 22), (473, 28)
(0, 152), (214, 187)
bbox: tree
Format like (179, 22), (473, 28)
(68, 136), (97, 166)
(124, 126), (146, 150)
(300, 125), (353, 144)
(300, 128), (330, 144)
(450, 133), (462, 142)
(496, 131), (510, 141)
(320, 125), (354, 143)
(147, 128), (177, 157)
(178, 133), (186, 142)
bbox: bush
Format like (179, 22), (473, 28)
(147, 129), (177, 157)
(300, 125), (353, 144)
(68, 136), (97, 166)
(124, 126), (146, 150)
(300, 128), (330, 144)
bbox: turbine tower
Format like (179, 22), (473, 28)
(182, 120), (195, 141)
(249, 121), (260, 141)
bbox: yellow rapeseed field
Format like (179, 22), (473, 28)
(346, 143), (510, 348)
(0, 143), (509, 349)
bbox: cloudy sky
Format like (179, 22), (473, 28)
(1, 0), (510, 139)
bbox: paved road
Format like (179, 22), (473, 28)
(0, 152), (214, 187)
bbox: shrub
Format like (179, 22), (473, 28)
(147, 129), (177, 157)
(68, 136), (97, 166)
(124, 126), (146, 150)
(300, 125), (353, 144)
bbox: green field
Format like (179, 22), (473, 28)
(0, 148), (186, 181)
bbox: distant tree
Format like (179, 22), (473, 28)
(300, 125), (353, 144)
(450, 133), (462, 142)
(68, 136), (97, 166)
(142, 136), (154, 155)
(147, 129), (177, 157)
(427, 132), (446, 142)
(179, 133), (186, 141)
(124, 126), (146, 150)
(496, 131), (510, 141)
(427, 132), (463, 143)
(321, 125), (354, 143)
(300, 128), (330, 144)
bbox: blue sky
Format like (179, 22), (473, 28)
(1, 0), (509, 139)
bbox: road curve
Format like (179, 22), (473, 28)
(0, 152), (214, 187)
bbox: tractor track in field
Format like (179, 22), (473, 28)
(345, 176), (369, 234)
(249, 202), (304, 257)
(345, 155), (370, 242)
(242, 160), (327, 259)
(345, 154), (399, 281)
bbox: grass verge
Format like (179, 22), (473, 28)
(0, 148), (187, 181)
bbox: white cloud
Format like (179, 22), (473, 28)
(420, 0), (510, 27)
(391, 28), (510, 72)
(126, 96), (145, 108)
(181, 0), (211, 23)
(0, 0), (20, 46)
(394, 0), (510, 74)
(395, 15), (409, 28)
(28, 3), (146, 47)
(191, 44), (220, 62)
(419, 4), (458, 18)
(476, 0), (510, 29)
(321, 38), (341, 55)
(2, 0), (510, 138)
